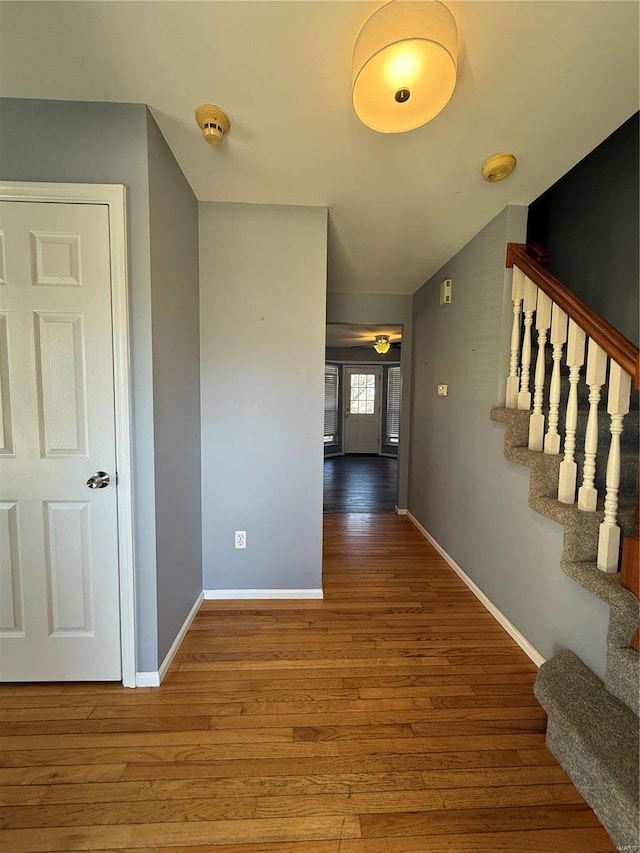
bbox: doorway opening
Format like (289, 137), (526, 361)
(323, 323), (401, 513)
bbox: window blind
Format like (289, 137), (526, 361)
(324, 364), (339, 443)
(386, 366), (401, 444)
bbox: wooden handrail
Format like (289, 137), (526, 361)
(506, 243), (639, 383)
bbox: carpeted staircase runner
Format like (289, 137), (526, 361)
(491, 402), (639, 851)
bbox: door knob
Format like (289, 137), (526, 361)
(87, 471), (111, 489)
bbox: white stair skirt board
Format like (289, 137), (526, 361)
(204, 589), (324, 600)
(136, 591), (204, 688)
(407, 512), (545, 667)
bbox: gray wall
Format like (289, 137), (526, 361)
(409, 205), (609, 679)
(528, 112), (639, 345)
(200, 202), (327, 592)
(147, 114), (202, 664)
(0, 97), (159, 670)
(326, 293), (412, 508)
(0, 98), (203, 673)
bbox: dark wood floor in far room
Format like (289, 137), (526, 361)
(324, 454), (398, 513)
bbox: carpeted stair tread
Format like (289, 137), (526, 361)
(534, 650), (639, 851)
(606, 639), (640, 718)
(560, 558), (639, 608)
(533, 493), (636, 544)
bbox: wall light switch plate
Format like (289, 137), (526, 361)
(437, 384), (449, 397)
(440, 279), (452, 305)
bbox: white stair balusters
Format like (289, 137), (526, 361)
(597, 362), (632, 572)
(558, 320), (586, 503)
(506, 267), (525, 408)
(517, 275), (537, 410)
(578, 340), (608, 512)
(529, 289), (552, 451)
(544, 303), (568, 454)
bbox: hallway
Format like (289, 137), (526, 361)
(0, 514), (614, 852)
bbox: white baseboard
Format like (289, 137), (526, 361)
(135, 671), (161, 688)
(406, 512), (545, 668)
(135, 591), (204, 688)
(204, 589), (324, 600)
(395, 506), (408, 515)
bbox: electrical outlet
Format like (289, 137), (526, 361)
(437, 384), (449, 397)
(234, 530), (246, 549)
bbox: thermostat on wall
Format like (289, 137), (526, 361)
(440, 279), (452, 305)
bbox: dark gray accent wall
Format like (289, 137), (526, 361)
(409, 205), (609, 679)
(326, 293), (412, 508)
(527, 112), (639, 345)
(0, 97), (159, 670)
(146, 113), (202, 664)
(200, 202), (327, 593)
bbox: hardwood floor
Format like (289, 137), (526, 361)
(324, 455), (398, 513)
(0, 513), (616, 852)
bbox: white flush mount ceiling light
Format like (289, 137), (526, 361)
(352, 0), (458, 133)
(195, 104), (230, 145)
(374, 335), (391, 354)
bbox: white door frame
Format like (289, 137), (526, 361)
(0, 181), (136, 687)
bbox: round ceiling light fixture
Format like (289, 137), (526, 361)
(195, 104), (231, 145)
(374, 335), (391, 354)
(352, 0), (458, 134)
(482, 152), (517, 182)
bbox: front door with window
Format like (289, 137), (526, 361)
(343, 366), (382, 454)
(0, 199), (122, 681)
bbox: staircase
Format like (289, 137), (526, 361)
(492, 244), (639, 851)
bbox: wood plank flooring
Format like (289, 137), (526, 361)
(0, 513), (616, 852)
(324, 456), (398, 513)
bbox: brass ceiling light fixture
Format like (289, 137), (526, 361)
(195, 104), (231, 145)
(374, 335), (391, 354)
(482, 152), (517, 182)
(352, 0), (458, 134)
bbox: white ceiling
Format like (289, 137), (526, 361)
(0, 1), (637, 295)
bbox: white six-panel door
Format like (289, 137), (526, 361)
(343, 366), (382, 454)
(0, 199), (122, 681)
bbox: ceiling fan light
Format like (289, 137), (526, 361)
(352, 1), (458, 133)
(374, 335), (391, 354)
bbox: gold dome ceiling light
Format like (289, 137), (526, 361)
(374, 335), (391, 354)
(352, 0), (458, 134)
